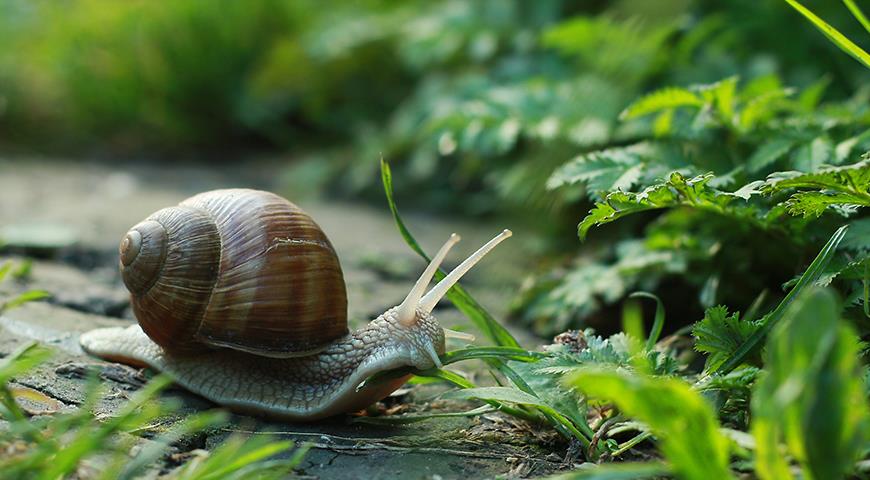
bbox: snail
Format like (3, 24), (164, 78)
(79, 189), (511, 420)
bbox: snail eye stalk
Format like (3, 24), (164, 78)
(419, 229), (512, 314)
(396, 233), (460, 327)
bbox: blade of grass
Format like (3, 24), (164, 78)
(38, 376), (175, 480)
(0, 262), (11, 282)
(1, 290), (50, 313)
(381, 158), (519, 347)
(783, 0), (870, 69)
(843, 0), (870, 34)
(713, 225), (848, 375)
(0, 343), (53, 424)
(441, 346), (545, 364)
(198, 440), (296, 480)
(414, 368), (477, 389)
(118, 411), (229, 480)
(358, 346), (541, 391)
(629, 292), (666, 351)
(415, 366), (539, 422)
(0, 342), (53, 387)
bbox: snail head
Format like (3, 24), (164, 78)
(386, 229), (512, 369)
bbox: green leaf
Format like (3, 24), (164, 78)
(577, 172), (760, 240)
(752, 288), (869, 480)
(782, 0), (870, 69)
(784, 191), (865, 218)
(509, 358), (590, 439)
(567, 368), (733, 480)
(792, 137), (833, 172)
(174, 435), (307, 480)
(699, 76), (738, 124)
(441, 346), (545, 364)
(380, 158), (519, 347)
(764, 159), (870, 217)
(620, 87), (704, 120)
(543, 462), (670, 480)
(747, 138), (796, 173)
(443, 386), (546, 407)
(693, 306), (760, 373)
(118, 411), (229, 480)
(738, 87), (793, 131)
(841, 217), (870, 252)
(713, 225), (848, 375)
(546, 144), (646, 195)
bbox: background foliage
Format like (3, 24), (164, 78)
(1, 0), (869, 477)
(1, 0), (867, 334)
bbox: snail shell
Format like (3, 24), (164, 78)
(118, 189), (348, 357)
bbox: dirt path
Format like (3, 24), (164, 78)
(0, 158), (560, 479)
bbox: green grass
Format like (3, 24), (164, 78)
(0, 344), (309, 479)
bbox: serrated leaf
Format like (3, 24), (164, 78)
(765, 159), (870, 193)
(784, 191), (864, 218)
(764, 159), (870, 217)
(738, 88), (793, 130)
(547, 144), (647, 195)
(693, 306), (761, 373)
(731, 180), (764, 200)
(577, 172), (759, 240)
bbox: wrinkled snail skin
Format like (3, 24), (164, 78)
(80, 308), (445, 421)
(78, 188), (511, 421)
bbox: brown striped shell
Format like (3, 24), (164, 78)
(118, 189), (348, 357)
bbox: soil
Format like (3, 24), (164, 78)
(0, 158), (565, 479)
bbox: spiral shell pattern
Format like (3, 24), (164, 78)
(118, 189), (348, 356)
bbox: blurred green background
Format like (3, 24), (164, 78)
(1, 0), (867, 337)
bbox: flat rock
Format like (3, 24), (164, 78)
(1, 257), (129, 317)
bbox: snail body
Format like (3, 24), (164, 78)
(79, 189), (510, 420)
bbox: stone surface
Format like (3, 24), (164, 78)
(0, 159), (557, 479)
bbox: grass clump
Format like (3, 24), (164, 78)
(0, 343), (308, 479)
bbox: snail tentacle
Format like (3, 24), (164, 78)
(396, 233), (460, 327)
(418, 229), (512, 314)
